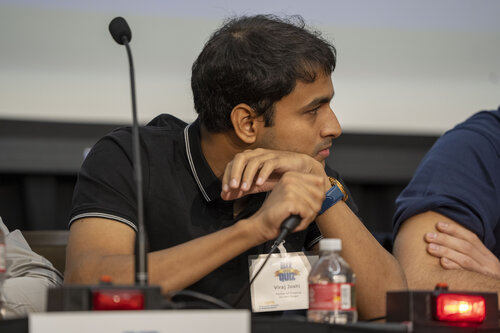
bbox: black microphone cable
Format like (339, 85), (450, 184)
(164, 290), (233, 310)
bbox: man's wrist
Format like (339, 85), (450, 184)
(238, 214), (276, 246)
(327, 177), (348, 202)
(318, 177), (348, 215)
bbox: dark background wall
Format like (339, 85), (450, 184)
(0, 119), (438, 248)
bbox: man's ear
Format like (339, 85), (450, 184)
(230, 103), (261, 144)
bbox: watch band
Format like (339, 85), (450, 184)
(328, 177), (348, 202)
(318, 177), (348, 215)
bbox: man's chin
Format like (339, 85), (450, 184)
(313, 155), (326, 166)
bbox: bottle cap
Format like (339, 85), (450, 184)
(319, 238), (341, 251)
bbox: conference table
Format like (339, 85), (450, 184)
(1, 310), (497, 333)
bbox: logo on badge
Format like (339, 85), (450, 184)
(274, 261), (300, 282)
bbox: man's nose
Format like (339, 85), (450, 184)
(321, 108), (342, 139)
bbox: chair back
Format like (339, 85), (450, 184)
(21, 230), (69, 274)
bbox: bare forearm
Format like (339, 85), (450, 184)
(403, 261), (500, 291)
(393, 212), (500, 309)
(149, 219), (258, 292)
(317, 201), (407, 319)
(66, 218), (260, 293)
(396, 251), (500, 311)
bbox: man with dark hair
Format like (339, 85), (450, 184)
(191, 15), (336, 133)
(65, 15), (406, 319)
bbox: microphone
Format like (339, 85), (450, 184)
(274, 214), (301, 246)
(47, 17), (162, 311)
(109, 17), (132, 45)
(108, 17), (147, 286)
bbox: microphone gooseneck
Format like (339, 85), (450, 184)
(108, 17), (147, 286)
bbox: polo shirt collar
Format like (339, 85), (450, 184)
(183, 118), (222, 202)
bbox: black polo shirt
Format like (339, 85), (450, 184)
(70, 114), (358, 307)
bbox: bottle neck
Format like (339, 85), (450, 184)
(319, 249), (340, 256)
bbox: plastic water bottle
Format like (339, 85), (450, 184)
(308, 238), (357, 324)
(0, 227), (6, 319)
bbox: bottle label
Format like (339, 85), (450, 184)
(309, 283), (356, 311)
(0, 243), (6, 273)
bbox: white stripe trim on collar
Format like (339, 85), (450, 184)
(184, 123), (211, 202)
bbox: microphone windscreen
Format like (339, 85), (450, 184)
(109, 17), (132, 45)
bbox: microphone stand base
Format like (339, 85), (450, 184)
(47, 285), (163, 311)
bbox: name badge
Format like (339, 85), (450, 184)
(249, 243), (317, 312)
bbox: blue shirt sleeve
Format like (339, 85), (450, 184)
(393, 111), (500, 254)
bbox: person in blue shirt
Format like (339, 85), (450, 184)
(393, 107), (500, 296)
